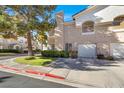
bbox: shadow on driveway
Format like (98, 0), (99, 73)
(48, 58), (120, 71)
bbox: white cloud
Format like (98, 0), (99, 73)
(64, 14), (72, 21)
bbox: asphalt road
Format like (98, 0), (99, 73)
(0, 71), (74, 88)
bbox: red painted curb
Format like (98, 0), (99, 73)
(0, 64), (3, 67)
(45, 73), (65, 80)
(0, 65), (65, 80)
(0, 65), (20, 72)
(25, 70), (44, 75)
(25, 69), (64, 80)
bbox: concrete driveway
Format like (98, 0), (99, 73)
(49, 58), (124, 87)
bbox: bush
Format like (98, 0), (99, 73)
(69, 51), (77, 58)
(33, 49), (41, 53)
(23, 49), (41, 53)
(0, 49), (21, 53)
(41, 50), (69, 58)
(97, 54), (114, 60)
(97, 54), (105, 59)
(105, 56), (114, 60)
(25, 56), (36, 60)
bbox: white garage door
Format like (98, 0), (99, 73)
(111, 43), (124, 58)
(78, 44), (96, 58)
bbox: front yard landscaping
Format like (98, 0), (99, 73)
(15, 56), (55, 66)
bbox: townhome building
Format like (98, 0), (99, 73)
(48, 5), (124, 58)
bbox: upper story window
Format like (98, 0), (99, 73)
(82, 21), (94, 33)
(113, 15), (124, 26)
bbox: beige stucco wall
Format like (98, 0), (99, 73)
(63, 22), (124, 56)
(56, 12), (64, 50)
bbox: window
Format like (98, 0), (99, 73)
(82, 21), (94, 33)
(113, 15), (124, 26)
(65, 43), (72, 51)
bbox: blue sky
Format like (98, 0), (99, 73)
(54, 5), (89, 21)
(5, 5), (89, 22)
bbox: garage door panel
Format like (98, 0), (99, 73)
(78, 44), (96, 58)
(111, 43), (124, 58)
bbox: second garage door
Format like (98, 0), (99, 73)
(78, 44), (96, 58)
(111, 43), (124, 58)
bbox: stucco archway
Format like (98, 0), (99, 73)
(113, 15), (124, 25)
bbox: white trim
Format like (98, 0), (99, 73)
(81, 32), (95, 35)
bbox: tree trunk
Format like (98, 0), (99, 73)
(27, 31), (34, 56)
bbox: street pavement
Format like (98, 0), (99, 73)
(1, 56), (124, 88)
(0, 71), (74, 88)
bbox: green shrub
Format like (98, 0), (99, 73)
(97, 54), (114, 60)
(0, 49), (21, 53)
(97, 54), (105, 59)
(60, 51), (69, 58)
(105, 56), (114, 60)
(25, 56), (36, 60)
(33, 49), (41, 53)
(41, 50), (69, 58)
(69, 51), (77, 58)
(23, 49), (41, 53)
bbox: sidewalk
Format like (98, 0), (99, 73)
(0, 57), (124, 88)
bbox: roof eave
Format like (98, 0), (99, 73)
(72, 5), (97, 19)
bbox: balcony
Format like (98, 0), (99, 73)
(109, 22), (124, 32)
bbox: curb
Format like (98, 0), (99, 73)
(0, 64), (65, 80)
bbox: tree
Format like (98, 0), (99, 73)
(35, 31), (47, 50)
(0, 6), (20, 39)
(5, 5), (56, 56)
(0, 7), (12, 36)
(0, 7), (17, 49)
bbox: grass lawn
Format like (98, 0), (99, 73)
(14, 56), (55, 66)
